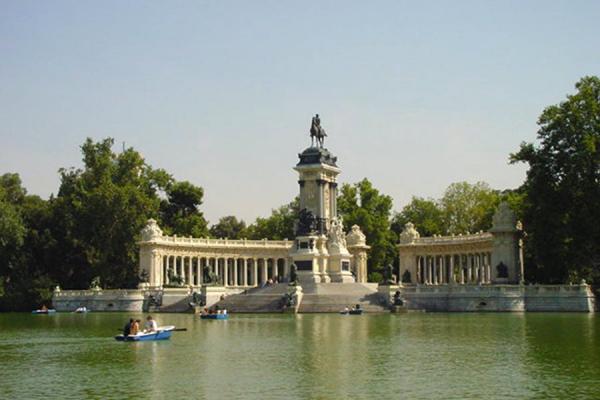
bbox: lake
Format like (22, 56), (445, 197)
(1, 312), (599, 399)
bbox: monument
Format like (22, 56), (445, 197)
(290, 115), (355, 283)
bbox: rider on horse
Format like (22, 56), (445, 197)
(310, 114), (327, 147)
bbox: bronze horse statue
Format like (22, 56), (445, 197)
(310, 114), (327, 148)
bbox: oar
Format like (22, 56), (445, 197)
(116, 328), (188, 332)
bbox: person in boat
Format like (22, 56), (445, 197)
(41, 305), (48, 311)
(131, 319), (141, 335)
(343, 306), (350, 313)
(144, 315), (158, 333)
(201, 308), (208, 316)
(123, 318), (134, 336)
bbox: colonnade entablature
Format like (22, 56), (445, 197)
(398, 202), (524, 286)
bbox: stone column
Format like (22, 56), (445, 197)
(233, 258), (238, 287)
(197, 257), (202, 285)
(262, 258), (268, 284)
(433, 256), (438, 285)
(467, 255), (473, 283)
(187, 257), (192, 285)
(449, 255), (455, 285)
(253, 258), (258, 287)
(460, 255), (465, 284)
(223, 258), (229, 287)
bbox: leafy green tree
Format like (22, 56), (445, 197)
(50, 138), (173, 289)
(0, 174), (55, 310)
(391, 197), (444, 237)
(160, 181), (209, 238)
(440, 181), (500, 234)
(210, 216), (247, 239)
(511, 76), (600, 284)
(246, 198), (299, 240)
(337, 178), (396, 279)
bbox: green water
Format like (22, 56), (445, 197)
(0, 313), (599, 399)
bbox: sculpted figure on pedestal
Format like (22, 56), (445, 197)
(203, 265), (219, 286)
(327, 217), (348, 253)
(141, 218), (163, 241)
(309, 114), (327, 148)
(346, 225), (366, 246)
(399, 222), (420, 244)
(296, 208), (316, 236)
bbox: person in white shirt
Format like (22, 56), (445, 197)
(144, 315), (158, 332)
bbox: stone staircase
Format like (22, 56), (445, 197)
(298, 283), (387, 313)
(211, 282), (389, 313)
(213, 284), (289, 313)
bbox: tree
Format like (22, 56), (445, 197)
(337, 178), (396, 280)
(440, 182), (500, 234)
(246, 198), (299, 240)
(391, 197), (444, 237)
(160, 181), (209, 238)
(210, 216), (247, 239)
(511, 76), (600, 284)
(0, 174), (54, 310)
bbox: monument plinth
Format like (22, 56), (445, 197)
(290, 114), (355, 284)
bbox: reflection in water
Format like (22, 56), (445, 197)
(1, 312), (599, 399)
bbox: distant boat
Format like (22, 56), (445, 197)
(200, 314), (228, 320)
(74, 307), (89, 313)
(32, 309), (56, 314)
(114, 325), (175, 342)
(340, 309), (363, 315)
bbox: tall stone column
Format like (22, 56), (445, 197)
(261, 258), (269, 284)
(253, 258), (258, 286)
(223, 258), (229, 287)
(187, 257), (192, 285)
(467, 255), (473, 283)
(449, 255), (455, 285)
(233, 258), (238, 287)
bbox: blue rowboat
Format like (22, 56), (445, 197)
(200, 314), (228, 320)
(115, 325), (175, 342)
(32, 309), (56, 314)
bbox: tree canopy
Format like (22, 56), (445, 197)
(246, 198), (299, 240)
(210, 216), (247, 239)
(337, 178), (396, 280)
(391, 181), (501, 238)
(511, 76), (600, 284)
(0, 138), (209, 310)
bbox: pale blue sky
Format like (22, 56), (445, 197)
(1, 1), (599, 224)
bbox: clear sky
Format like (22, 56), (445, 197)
(1, 1), (599, 224)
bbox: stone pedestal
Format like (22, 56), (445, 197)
(201, 285), (227, 308)
(290, 235), (327, 283)
(327, 252), (354, 283)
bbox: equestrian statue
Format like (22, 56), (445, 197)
(310, 114), (327, 148)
